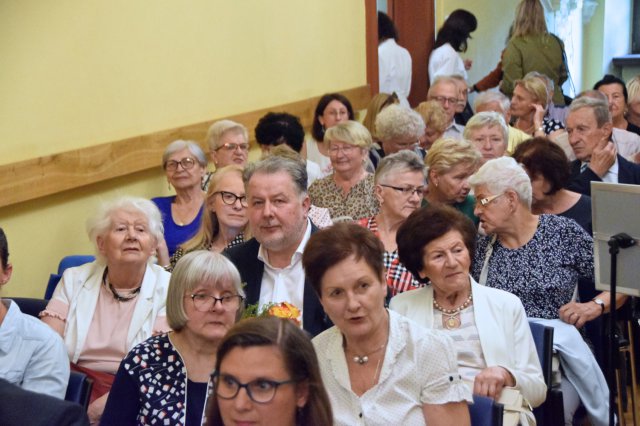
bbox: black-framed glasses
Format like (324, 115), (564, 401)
(476, 193), (505, 207)
(429, 95), (459, 105)
(215, 142), (249, 152)
(189, 294), (244, 312)
(379, 184), (424, 197)
(165, 157), (197, 171)
(212, 191), (248, 208)
(214, 373), (297, 404)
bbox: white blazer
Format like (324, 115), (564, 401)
(390, 276), (547, 407)
(52, 261), (170, 363)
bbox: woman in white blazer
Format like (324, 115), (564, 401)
(390, 205), (545, 425)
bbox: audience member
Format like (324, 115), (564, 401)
(40, 196), (171, 423)
(626, 74), (640, 128)
(392, 205), (545, 425)
(373, 104), (426, 165)
(307, 93), (355, 177)
(164, 165), (248, 271)
(308, 121), (378, 221)
(594, 74), (640, 136)
(451, 74), (474, 125)
(428, 9), (477, 82)
(415, 100), (448, 151)
(358, 151), (425, 297)
(205, 120), (250, 181)
(102, 251), (244, 426)
(153, 140), (206, 257)
(525, 70), (569, 124)
(510, 75), (564, 136)
(378, 12), (412, 108)
(501, 0), (568, 105)
(463, 111), (509, 165)
(362, 92), (400, 145)
(0, 227), (69, 399)
(208, 317), (333, 426)
(303, 223), (472, 425)
(474, 91), (531, 154)
(427, 76), (465, 140)
(566, 96), (640, 195)
(224, 155), (330, 336)
(424, 138), (482, 226)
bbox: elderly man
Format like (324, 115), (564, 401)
(474, 91), (530, 154)
(224, 155), (330, 336)
(463, 111), (509, 164)
(566, 96), (640, 196)
(427, 76), (465, 140)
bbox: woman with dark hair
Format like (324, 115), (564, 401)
(303, 222), (471, 425)
(391, 205), (545, 425)
(208, 317), (333, 426)
(307, 93), (355, 177)
(428, 9), (477, 83)
(378, 11), (412, 107)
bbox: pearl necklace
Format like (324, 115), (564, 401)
(433, 293), (473, 330)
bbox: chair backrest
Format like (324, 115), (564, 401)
(9, 298), (49, 318)
(528, 321), (554, 385)
(65, 371), (93, 411)
(469, 395), (504, 426)
(45, 255), (95, 300)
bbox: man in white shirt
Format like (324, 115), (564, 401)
(378, 12), (412, 108)
(224, 155), (330, 336)
(427, 76), (465, 140)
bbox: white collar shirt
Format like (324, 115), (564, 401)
(443, 121), (465, 141)
(582, 157), (619, 183)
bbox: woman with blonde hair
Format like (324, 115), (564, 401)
(362, 92), (399, 143)
(626, 74), (640, 128)
(510, 75), (564, 136)
(424, 138), (482, 226)
(415, 100), (448, 151)
(203, 120), (250, 190)
(500, 0), (568, 105)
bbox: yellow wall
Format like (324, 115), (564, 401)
(0, 0), (367, 297)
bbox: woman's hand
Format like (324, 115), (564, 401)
(473, 366), (515, 400)
(559, 300), (601, 328)
(464, 59), (473, 70)
(88, 392), (110, 424)
(155, 236), (170, 267)
(532, 104), (546, 133)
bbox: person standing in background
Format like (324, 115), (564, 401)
(378, 12), (412, 108)
(428, 9), (477, 83)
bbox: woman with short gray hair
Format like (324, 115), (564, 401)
(103, 251), (245, 426)
(375, 104), (426, 159)
(463, 112), (509, 165)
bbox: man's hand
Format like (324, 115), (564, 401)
(588, 141), (616, 178)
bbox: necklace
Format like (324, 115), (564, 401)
(348, 336), (388, 365)
(433, 292), (473, 330)
(102, 269), (141, 302)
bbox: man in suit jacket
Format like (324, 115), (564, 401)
(225, 155), (330, 336)
(566, 96), (640, 196)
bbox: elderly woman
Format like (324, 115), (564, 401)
(308, 120), (378, 221)
(0, 228), (69, 399)
(415, 100), (448, 151)
(152, 140), (207, 257)
(358, 151), (425, 296)
(469, 157), (615, 425)
(102, 251), (244, 426)
(627, 74), (640, 128)
(510, 75), (564, 136)
(164, 165), (248, 270)
(41, 196), (171, 423)
(391, 205), (546, 425)
(208, 317), (333, 426)
(307, 93), (355, 177)
(464, 111), (509, 165)
(373, 103), (426, 164)
(303, 223), (471, 426)
(206, 120), (249, 169)
(424, 137), (482, 226)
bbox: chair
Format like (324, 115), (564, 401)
(45, 255), (95, 300)
(9, 297), (49, 318)
(529, 321), (564, 426)
(65, 371), (93, 411)
(469, 394), (503, 426)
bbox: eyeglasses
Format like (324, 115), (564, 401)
(328, 144), (357, 155)
(189, 294), (244, 312)
(215, 142), (250, 152)
(214, 373), (297, 404)
(430, 96), (459, 106)
(476, 193), (505, 207)
(165, 157), (197, 171)
(379, 184), (424, 197)
(213, 191), (248, 208)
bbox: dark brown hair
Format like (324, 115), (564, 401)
(311, 93), (355, 142)
(512, 137), (570, 195)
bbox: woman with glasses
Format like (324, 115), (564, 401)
(424, 138), (482, 226)
(102, 251), (245, 426)
(163, 165), (249, 271)
(357, 151), (425, 297)
(203, 120), (250, 190)
(308, 121), (379, 221)
(372, 104), (426, 166)
(207, 317), (333, 426)
(153, 140), (207, 258)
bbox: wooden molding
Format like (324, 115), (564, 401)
(0, 85), (370, 208)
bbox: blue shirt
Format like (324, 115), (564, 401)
(0, 300), (69, 398)
(151, 196), (204, 256)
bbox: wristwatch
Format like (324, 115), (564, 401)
(591, 298), (605, 314)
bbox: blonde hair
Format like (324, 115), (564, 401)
(425, 137), (482, 176)
(515, 76), (548, 106)
(512, 0), (548, 38)
(415, 100), (448, 133)
(362, 93), (399, 140)
(206, 120), (248, 152)
(627, 75), (640, 104)
(324, 120), (372, 150)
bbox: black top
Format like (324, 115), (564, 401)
(559, 194), (592, 235)
(627, 121), (640, 136)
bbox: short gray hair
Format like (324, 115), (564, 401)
(463, 112), (509, 147)
(162, 140), (207, 168)
(428, 75), (459, 97)
(166, 251), (244, 331)
(474, 91), (510, 115)
(469, 157), (532, 208)
(206, 120), (249, 152)
(375, 150), (426, 184)
(86, 196), (164, 263)
(375, 104), (426, 143)
(569, 96), (612, 127)
(244, 154), (308, 195)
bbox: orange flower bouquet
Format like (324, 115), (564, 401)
(242, 301), (302, 327)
